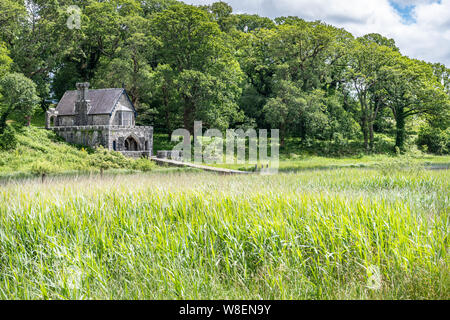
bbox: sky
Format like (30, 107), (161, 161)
(182, 0), (450, 67)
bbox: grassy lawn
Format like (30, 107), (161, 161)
(0, 168), (448, 299)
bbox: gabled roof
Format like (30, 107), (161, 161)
(56, 88), (132, 116)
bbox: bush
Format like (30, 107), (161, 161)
(417, 126), (450, 155)
(132, 158), (155, 172)
(89, 146), (131, 171)
(31, 160), (55, 176)
(0, 124), (17, 150)
(373, 134), (395, 154)
(329, 132), (349, 156)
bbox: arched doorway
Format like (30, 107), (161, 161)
(124, 136), (139, 151)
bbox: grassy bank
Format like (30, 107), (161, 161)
(0, 126), (156, 178)
(0, 169), (448, 299)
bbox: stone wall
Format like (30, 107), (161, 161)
(52, 126), (109, 148)
(89, 114), (110, 126)
(58, 115), (75, 126)
(51, 125), (153, 157)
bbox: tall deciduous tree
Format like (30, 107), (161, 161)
(380, 57), (450, 150)
(0, 73), (39, 133)
(151, 4), (243, 132)
(92, 16), (157, 109)
(346, 39), (397, 151)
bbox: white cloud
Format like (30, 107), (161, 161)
(182, 0), (450, 67)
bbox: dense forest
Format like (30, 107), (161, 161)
(0, 0), (449, 155)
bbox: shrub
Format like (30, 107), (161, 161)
(31, 160), (55, 182)
(30, 160), (55, 176)
(373, 134), (395, 154)
(132, 158), (155, 172)
(417, 126), (449, 155)
(90, 146), (131, 174)
(329, 132), (349, 156)
(0, 124), (17, 150)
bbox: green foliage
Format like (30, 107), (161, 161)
(150, 4), (244, 132)
(30, 160), (55, 176)
(0, 42), (11, 77)
(0, 127), (155, 177)
(0, 123), (16, 150)
(0, 73), (39, 133)
(417, 126), (450, 155)
(375, 153), (425, 176)
(89, 146), (132, 171)
(380, 57), (450, 150)
(132, 157), (155, 172)
(233, 14), (275, 32)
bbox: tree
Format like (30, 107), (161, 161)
(149, 64), (180, 137)
(31, 160), (55, 183)
(431, 63), (450, 96)
(345, 39), (397, 151)
(0, 0), (27, 45)
(92, 16), (157, 110)
(0, 0), (60, 110)
(264, 80), (338, 146)
(237, 28), (276, 128)
(151, 4), (244, 132)
(268, 20), (353, 93)
(263, 80), (302, 146)
(0, 73), (39, 134)
(360, 33), (400, 52)
(380, 57), (450, 150)
(200, 1), (234, 32)
(234, 14), (275, 33)
(139, 0), (179, 17)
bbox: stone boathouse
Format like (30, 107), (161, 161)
(46, 83), (153, 158)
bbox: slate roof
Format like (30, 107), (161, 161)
(56, 88), (127, 116)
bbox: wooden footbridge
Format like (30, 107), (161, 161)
(150, 157), (252, 175)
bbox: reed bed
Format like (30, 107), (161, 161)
(0, 169), (448, 299)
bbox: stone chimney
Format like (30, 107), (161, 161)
(76, 82), (90, 102)
(75, 82), (91, 125)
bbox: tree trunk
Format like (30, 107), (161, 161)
(361, 115), (369, 152)
(369, 122), (375, 152)
(163, 85), (171, 141)
(0, 111), (9, 135)
(166, 109), (171, 142)
(280, 123), (286, 148)
(395, 109), (406, 151)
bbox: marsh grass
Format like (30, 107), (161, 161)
(0, 169), (448, 299)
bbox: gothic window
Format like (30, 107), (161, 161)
(121, 111), (133, 126)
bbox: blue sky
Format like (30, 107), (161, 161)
(182, 0), (450, 67)
(389, 1), (416, 23)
